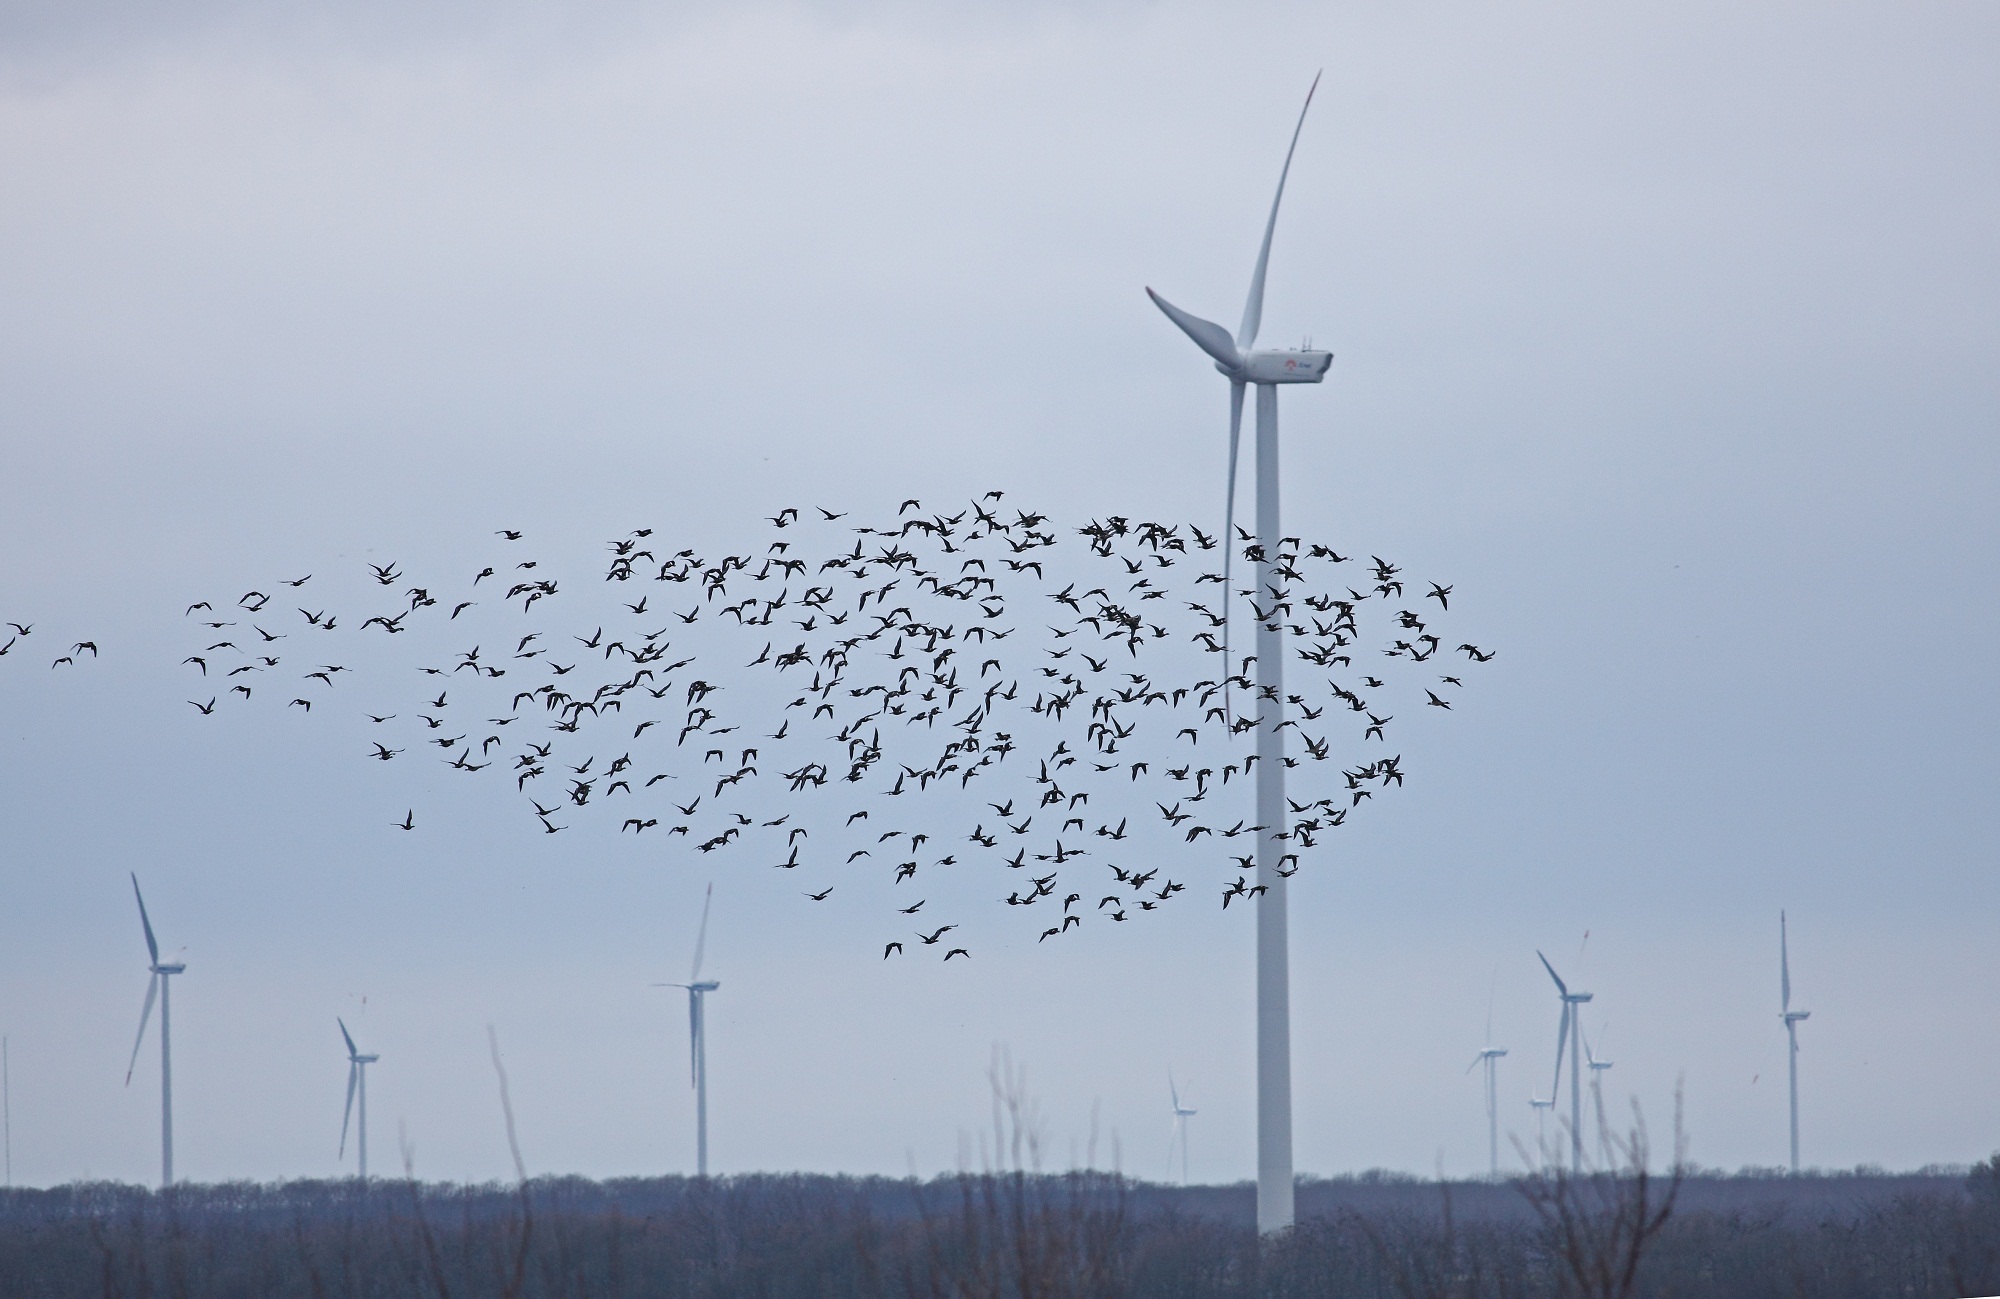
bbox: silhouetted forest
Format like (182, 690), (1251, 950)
(3, 1158), (1997, 1298)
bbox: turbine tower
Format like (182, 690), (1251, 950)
(656, 883), (719, 1177)
(1146, 72), (1332, 1236)
(123, 875), (185, 1188)
(1469, 1047), (1507, 1178)
(1536, 952), (1592, 1173)
(1780, 911), (1810, 1174)
(338, 1019), (379, 1180)
(1168, 1073), (1197, 1186)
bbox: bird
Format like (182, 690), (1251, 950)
(883, 942), (903, 958)
(395, 810), (415, 830)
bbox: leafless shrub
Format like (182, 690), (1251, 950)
(1511, 1086), (1685, 1299)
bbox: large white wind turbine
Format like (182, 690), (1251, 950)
(338, 1018), (379, 1180)
(1146, 72), (1333, 1236)
(1536, 952), (1592, 1173)
(655, 883), (720, 1177)
(1780, 911), (1810, 1174)
(1468, 1047), (1507, 1178)
(124, 874), (185, 1188)
(1167, 1073), (1197, 1187)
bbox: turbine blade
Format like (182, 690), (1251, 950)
(690, 882), (714, 984)
(339, 1017), (359, 1061)
(125, 974), (159, 1085)
(131, 873), (159, 965)
(1551, 1002), (1569, 1098)
(340, 1061), (358, 1157)
(1169, 1071), (1181, 1111)
(1145, 289), (1243, 370)
(1780, 911), (1791, 1013)
(1236, 70), (1321, 351)
(1536, 950), (1567, 997)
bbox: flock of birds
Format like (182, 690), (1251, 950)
(135, 496), (1487, 958)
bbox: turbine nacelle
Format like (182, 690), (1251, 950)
(1782, 1010), (1810, 1025)
(688, 980), (720, 993)
(150, 962), (186, 975)
(1238, 349), (1332, 385)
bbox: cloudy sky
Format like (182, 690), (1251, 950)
(2, 0), (1996, 1189)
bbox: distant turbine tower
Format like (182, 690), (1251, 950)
(123, 875), (185, 1188)
(1167, 1073), (1197, 1186)
(1780, 911), (1810, 1174)
(655, 883), (719, 1177)
(1468, 1047), (1507, 1178)
(338, 1019), (379, 1180)
(1146, 71), (1333, 1237)
(1536, 951), (1592, 1173)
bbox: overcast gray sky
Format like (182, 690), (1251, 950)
(2, 0), (1997, 1189)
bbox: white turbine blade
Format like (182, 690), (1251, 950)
(1780, 911), (1791, 1013)
(1466, 1053), (1483, 1075)
(690, 882), (714, 984)
(125, 974), (159, 1085)
(339, 1016), (359, 1061)
(1536, 950), (1568, 997)
(340, 1061), (358, 1157)
(1169, 1071), (1181, 1111)
(1146, 289), (1243, 370)
(1236, 70), (1321, 351)
(131, 873), (159, 965)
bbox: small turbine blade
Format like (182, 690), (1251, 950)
(125, 974), (159, 1085)
(690, 882), (714, 984)
(1780, 911), (1791, 1013)
(131, 873), (159, 965)
(340, 1061), (358, 1158)
(339, 1017), (359, 1061)
(1236, 70), (1322, 351)
(1220, 378), (1245, 694)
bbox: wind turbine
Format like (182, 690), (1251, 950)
(1583, 1030), (1613, 1137)
(1528, 1094), (1554, 1165)
(123, 875), (185, 1188)
(1780, 911), (1810, 1174)
(655, 883), (720, 1177)
(1146, 72), (1333, 1236)
(338, 1019), (378, 1180)
(1167, 1073), (1197, 1186)
(1468, 1047), (1507, 1178)
(1536, 951), (1592, 1173)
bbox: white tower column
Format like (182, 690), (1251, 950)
(358, 1063), (369, 1181)
(160, 974), (174, 1189)
(1252, 380), (1294, 1234)
(693, 991), (709, 1178)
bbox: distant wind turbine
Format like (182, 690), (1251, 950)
(1537, 951), (1592, 1173)
(655, 883), (720, 1177)
(1146, 71), (1334, 1237)
(1469, 976), (1507, 1178)
(1168, 1073), (1197, 1186)
(124, 874), (185, 1188)
(1528, 1094), (1554, 1164)
(1469, 1047), (1507, 1178)
(1780, 912), (1810, 1174)
(1583, 1030), (1613, 1136)
(338, 1018), (379, 1180)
